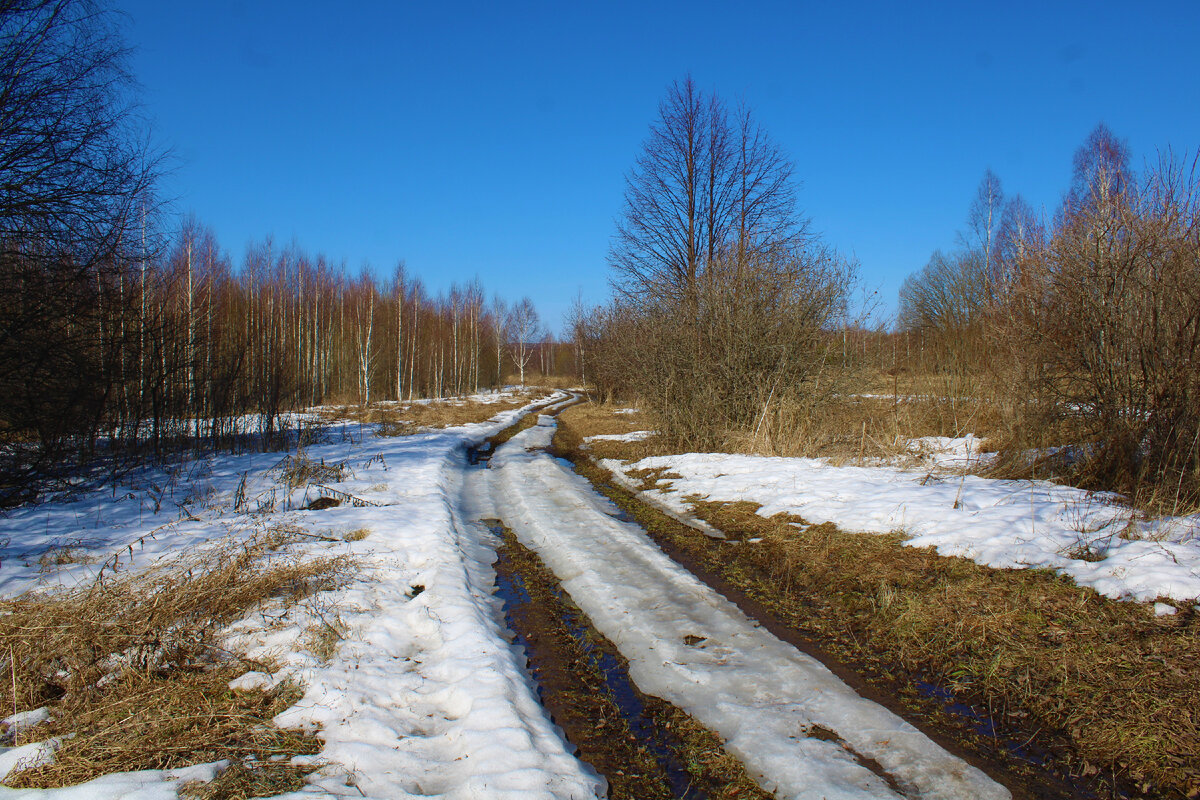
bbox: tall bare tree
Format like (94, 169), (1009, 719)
(0, 0), (159, 487)
(610, 76), (801, 312)
(964, 169), (1004, 286)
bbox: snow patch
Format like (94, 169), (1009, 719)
(608, 452), (1200, 603)
(495, 420), (1009, 800)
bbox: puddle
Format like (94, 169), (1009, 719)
(467, 441), (492, 465)
(916, 681), (1053, 769)
(485, 518), (751, 800)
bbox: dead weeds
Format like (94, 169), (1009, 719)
(557, 402), (668, 463)
(319, 390), (550, 434)
(0, 527), (355, 790)
(701, 504), (1200, 797)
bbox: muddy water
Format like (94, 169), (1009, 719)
(488, 519), (709, 800)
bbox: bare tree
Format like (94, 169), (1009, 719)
(963, 169), (1004, 285)
(0, 0), (159, 490)
(603, 78), (852, 449)
(505, 297), (540, 386)
(610, 76), (801, 312)
(353, 271), (375, 407)
(1066, 122), (1132, 218)
(995, 194), (1044, 287)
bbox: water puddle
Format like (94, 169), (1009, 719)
(916, 681), (1055, 770)
(486, 518), (709, 799)
(467, 441), (492, 465)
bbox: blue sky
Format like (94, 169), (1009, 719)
(118, 1), (1200, 332)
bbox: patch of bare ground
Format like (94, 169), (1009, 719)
(490, 521), (772, 800)
(0, 525), (355, 791)
(554, 401), (1200, 800)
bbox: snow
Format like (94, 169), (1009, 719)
(0, 390), (603, 799)
(904, 435), (990, 470)
(1, 710), (50, 741)
(0, 762), (224, 800)
(0, 740), (59, 783)
(604, 452), (1200, 603)
(582, 430), (655, 443)
(492, 416), (1009, 800)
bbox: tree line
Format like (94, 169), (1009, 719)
(0, 0), (569, 503)
(586, 73), (1199, 509)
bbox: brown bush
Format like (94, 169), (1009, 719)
(993, 156), (1200, 510)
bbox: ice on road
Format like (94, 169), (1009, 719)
(491, 415), (1010, 800)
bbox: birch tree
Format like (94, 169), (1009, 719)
(505, 297), (540, 387)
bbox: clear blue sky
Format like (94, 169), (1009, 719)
(117, 0), (1200, 332)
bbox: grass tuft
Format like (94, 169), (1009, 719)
(0, 528), (354, 789)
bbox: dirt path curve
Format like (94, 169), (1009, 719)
(482, 407), (1012, 800)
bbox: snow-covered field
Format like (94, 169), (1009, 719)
(606, 435), (1200, 605)
(0, 391), (603, 799)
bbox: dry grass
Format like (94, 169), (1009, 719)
(695, 504), (1200, 798)
(740, 368), (1007, 462)
(0, 526), (355, 790)
(278, 451), (347, 491)
(343, 527), (370, 542)
(555, 403), (1200, 799)
(319, 391), (550, 434)
(558, 402), (668, 463)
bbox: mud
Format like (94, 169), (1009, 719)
(488, 520), (772, 800)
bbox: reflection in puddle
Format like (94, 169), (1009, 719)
(486, 518), (706, 799)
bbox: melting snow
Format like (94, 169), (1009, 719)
(606, 450), (1200, 603)
(495, 417), (1009, 800)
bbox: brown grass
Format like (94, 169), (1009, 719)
(557, 402), (668, 463)
(743, 367), (1008, 462)
(691, 502), (1200, 797)
(320, 390), (552, 434)
(1, 526), (355, 790)
(555, 402), (1200, 799)
(343, 527), (370, 542)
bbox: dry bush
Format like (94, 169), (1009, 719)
(0, 528), (355, 789)
(992, 156), (1200, 511)
(594, 246), (856, 452)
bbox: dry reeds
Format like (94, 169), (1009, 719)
(0, 527), (354, 789)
